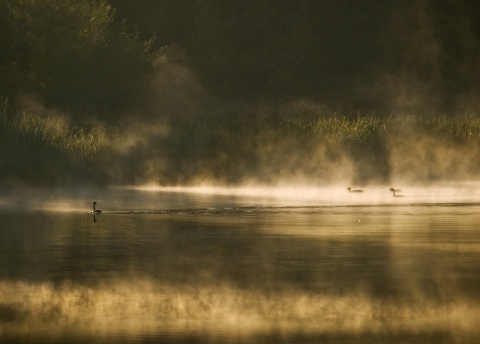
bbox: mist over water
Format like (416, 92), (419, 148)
(1, 185), (480, 343)
(3, 2), (480, 341)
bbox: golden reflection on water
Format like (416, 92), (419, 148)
(1, 279), (479, 340)
(2, 186), (480, 342)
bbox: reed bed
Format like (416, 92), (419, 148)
(1, 103), (480, 186)
(0, 108), (108, 185)
(281, 112), (480, 143)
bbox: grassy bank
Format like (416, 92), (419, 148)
(2, 105), (480, 186)
(0, 107), (109, 186)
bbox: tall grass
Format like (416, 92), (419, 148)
(2, 99), (480, 186)
(280, 112), (480, 143)
(0, 104), (108, 185)
(276, 112), (480, 183)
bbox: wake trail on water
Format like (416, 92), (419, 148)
(89, 202), (480, 216)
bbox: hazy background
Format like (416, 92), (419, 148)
(1, 0), (480, 186)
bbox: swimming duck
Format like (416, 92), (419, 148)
(389, 188), (404, 197)
(346, 187), (363, 193)
(92, 201), (102, 214)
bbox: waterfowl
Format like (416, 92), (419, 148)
(346, 187), (363, 193)
(92, 201), (102, 214)
(389, 188), (404, 197)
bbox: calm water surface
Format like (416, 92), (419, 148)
(1, 185), (480, 343)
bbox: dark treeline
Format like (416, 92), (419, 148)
(1, 0), (480, 115)
(2, 0), (480, 186)
(0, 0), (156, 120)
(109, 0), (480, 113)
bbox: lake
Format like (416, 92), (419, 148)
(1, 184), (480, 343)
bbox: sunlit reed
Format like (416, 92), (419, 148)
(2, 98), (480, 186)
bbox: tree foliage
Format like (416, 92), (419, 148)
(1, 0), (480, 117)
(0, 0), (155, 117)
(110, 0), (480, 113)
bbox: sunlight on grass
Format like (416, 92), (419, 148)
(2, 96), (480, 186)
(0, 103), (109, 184)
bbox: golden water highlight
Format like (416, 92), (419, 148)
(1, 278), (479, 340)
